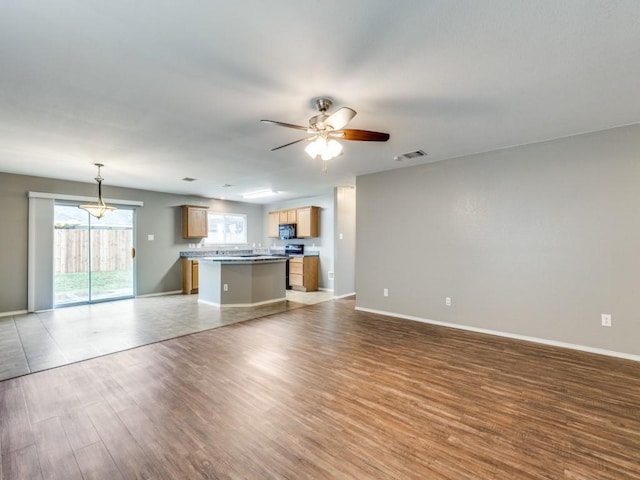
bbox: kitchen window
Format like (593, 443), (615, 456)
(205, 213), (247, 245)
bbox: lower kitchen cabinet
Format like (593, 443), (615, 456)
(289, 256), (318, 292)
(182, 258), (199, 294)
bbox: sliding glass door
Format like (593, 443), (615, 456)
(54, 204), (135, 306)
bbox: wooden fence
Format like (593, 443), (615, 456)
(54, 228), (132, 273)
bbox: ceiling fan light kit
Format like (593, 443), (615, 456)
(261, 97), (390, 173)
(304, 137), (343, 160)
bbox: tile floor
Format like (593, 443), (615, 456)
(0, 290), (334, 382)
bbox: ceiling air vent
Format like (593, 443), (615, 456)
(182, 177), (197, 182)
(394, 150), (427, 162)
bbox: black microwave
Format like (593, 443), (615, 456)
(279, 223), (296, 239)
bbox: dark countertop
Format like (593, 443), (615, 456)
(198, 255), (287, 264)
(180, 249), (253, 258)
(181, 250), (319, 259)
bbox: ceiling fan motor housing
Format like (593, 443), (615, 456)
(309, 99), (334, 130)
(309, 114), (329, 130)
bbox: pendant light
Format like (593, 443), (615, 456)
(79, 163), (116, 219)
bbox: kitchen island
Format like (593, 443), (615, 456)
(197, 256), (287, 307)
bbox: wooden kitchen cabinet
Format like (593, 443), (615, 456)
(181, 205), (209, 238)
(296, 206), (319, 238)
(182, 258), (199, 294)
(267, 211), (280, 238)
(267, 205), (320, 238)
(277, 209), (297, 224)
(288, 256), (318, 292)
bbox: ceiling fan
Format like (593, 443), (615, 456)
(261, 98), (390, 172)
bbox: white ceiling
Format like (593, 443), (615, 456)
(1, 1), (639, 203)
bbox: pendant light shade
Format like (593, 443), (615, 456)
(79, 163), (116, 219)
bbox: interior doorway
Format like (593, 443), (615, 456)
(54, 204), (135, 306)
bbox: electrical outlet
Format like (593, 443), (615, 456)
(601, 314), (611, 327)
(445, 297), (452, 307)
(383, 288), (389, 297)
(223, 284), (229, 292)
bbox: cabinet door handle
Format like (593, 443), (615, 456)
(131, 247), (136, 259)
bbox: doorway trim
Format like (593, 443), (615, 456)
(27, 191), (143, 312)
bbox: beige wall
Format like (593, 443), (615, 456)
(0, 172), (264, 314)
(356, 124), (640, 357)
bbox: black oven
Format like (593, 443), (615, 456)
(278, 244), (304, 289)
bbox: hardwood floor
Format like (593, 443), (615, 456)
(1, 297), (640, 479)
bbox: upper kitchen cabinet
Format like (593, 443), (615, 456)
(296, 206), (319, 238)
(181, 205), (209, 238)
(277, 209), (298, 225)
(267, 211), (279, 238)
(267, 206), (320, 238)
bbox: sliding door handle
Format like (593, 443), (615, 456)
(131, 247), (136, 259)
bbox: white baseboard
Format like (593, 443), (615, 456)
(318, 288), (334, 292)
(198, 297), (286, 308)
(334, 292), (356, 299)
(355, 306), (640, 363)
(0, 309), (28, 318)
(136, 290), (182, 298)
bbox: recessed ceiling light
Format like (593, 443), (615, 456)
(182, 177), (197, 182)
(242, 190), (279, 199)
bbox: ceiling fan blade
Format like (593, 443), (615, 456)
(325, 107), (356, 130)
(339, 129), (390, 142)
(271, 137), (311, 151)
(261, 120), (308, 131)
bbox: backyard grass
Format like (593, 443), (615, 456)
(55, 270), (132, 294)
